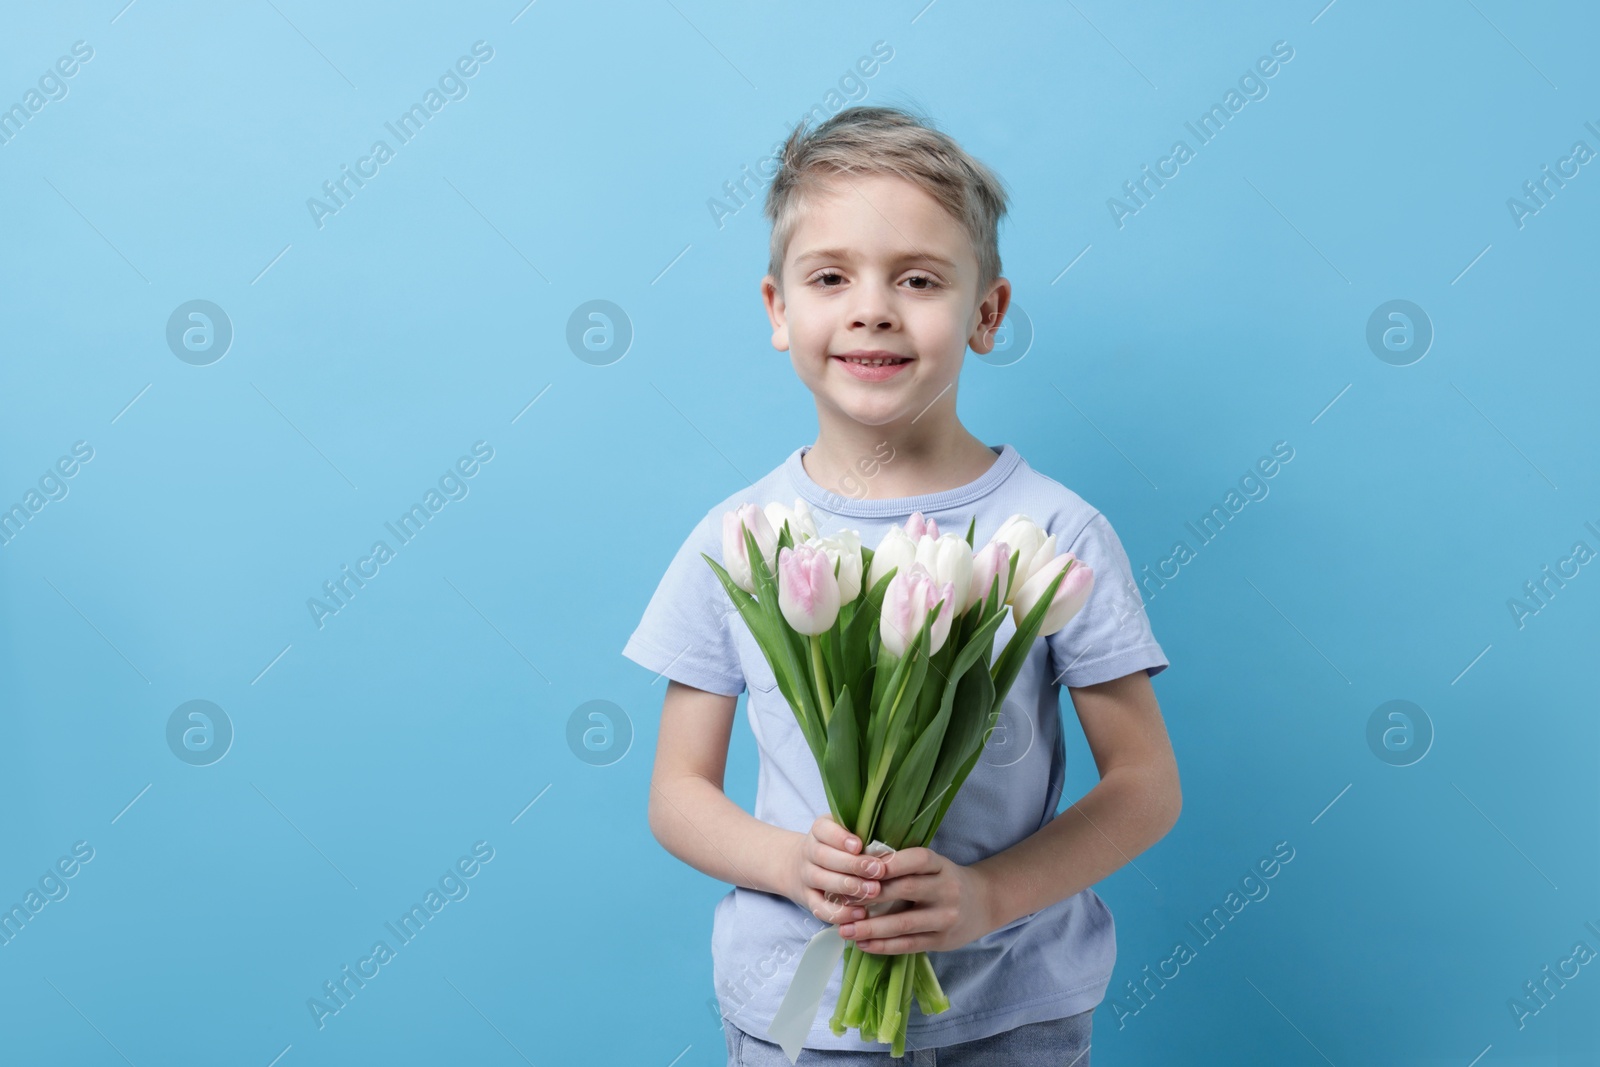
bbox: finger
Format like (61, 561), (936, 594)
(855, 934), (930, 955)
(805, 863), (880, 902)
(868, 872), (937, 904)
(876, 846), (936, 881)
(805, 887), (869, 924)
(812, 841), (889, 881)
(840, 903), (936, 944)
(810, 816), (860, 855)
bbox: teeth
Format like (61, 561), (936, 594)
(842, 357), (907, 366)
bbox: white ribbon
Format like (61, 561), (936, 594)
(765, 840), (909, 1064)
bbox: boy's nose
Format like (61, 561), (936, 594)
(848, 283), (897, 330)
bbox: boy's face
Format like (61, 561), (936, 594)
(761, 173), (1009, 431)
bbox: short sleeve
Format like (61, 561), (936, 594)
(1046, 511), (1170, 689)
(621, 509), (747, 697)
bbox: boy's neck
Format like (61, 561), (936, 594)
(802, 423), (1001, 501)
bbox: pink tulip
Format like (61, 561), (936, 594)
(777, 542), (842, 635)
(879, 562), (956, 657)
(968, 540), (1013, 612)
(904, 511), (941, 542)
(1011, 553), (1094, 638)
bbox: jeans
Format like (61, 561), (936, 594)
(724, 1008), (1093, 1066)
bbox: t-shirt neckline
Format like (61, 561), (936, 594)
(786, 443), (1022, 518)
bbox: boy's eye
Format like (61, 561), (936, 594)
(813, 271), (845, 287)
(903, 274), (938, 290)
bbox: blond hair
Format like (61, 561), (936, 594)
(763, 105), (1010, 292)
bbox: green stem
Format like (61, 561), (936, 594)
(912, 952), (950, 1014)
(892, 953), (915, 1057)
(852, 667), (914, 842)
(881, 953), (909, 1052)
(843, 949), (887, 1029)
(830, 942), (864, 1036)
(809, 633), (832, 727)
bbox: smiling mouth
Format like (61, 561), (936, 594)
(833, 355), (913, 366)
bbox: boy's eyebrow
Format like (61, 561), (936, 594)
(793, 247), (960, 270)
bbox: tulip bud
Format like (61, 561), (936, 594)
(969, 540), (1013, 612)
(914, 533), (975, 615)
(722, 504), (778, 594)
(764, 497), (819, 545)
(1011, 553), (1095, 637)
(778, 542), (842, 635)
(880, 562), (956, 658)
(904, 511), (941, 542)
(990, 515), (1056, 601)
(811, 530), (863, 604)
(867, 525), (917, 594)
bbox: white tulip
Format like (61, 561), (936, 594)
(879, 562), (956, 658)
(914, 533), (975, 615)
(778, 542), (842, 636)
(811, 529), (863, 604)
(764, 497), (819, 544)
(1011, 553), (1095, 638)
(968, 539), (1013, 611)
(721, 504), (778, 594)
(867, 525), (917, 595)
(989, 514), (1057, 601)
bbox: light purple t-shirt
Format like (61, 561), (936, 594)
(622, 442), (1170, 1052)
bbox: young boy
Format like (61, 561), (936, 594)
(622, 105), (1180, 1064)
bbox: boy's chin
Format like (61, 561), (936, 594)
(823, 392), (918, 428)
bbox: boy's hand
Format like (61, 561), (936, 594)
(783, 816), (886, 925)
(837, 845), (997, 954)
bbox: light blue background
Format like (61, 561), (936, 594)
(2, 1), (1596, 1064)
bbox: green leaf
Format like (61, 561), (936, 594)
(867, 596), (940, 765)
(704, 529), (827, 769)
(865, 623), (923, 780)
(876, 688), (952, 846)
(846, 565), (898, 693)
(900, 606), (1008, 844)
(910, 660), (994, 845)
(857, 608), (938, 838)
(744, 524), (822, 723)
(991, 561), (1070, 706)
(824, 685), (863, 830)
(915, 673), (996, 832)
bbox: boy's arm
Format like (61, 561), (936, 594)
(971, 669), (1182, 931)
(647, 679), (804, 903)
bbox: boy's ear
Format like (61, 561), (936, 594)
(761, 273), (791, 352)
(967, 276), (1013, 356)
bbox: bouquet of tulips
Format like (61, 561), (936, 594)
(702, 501), (1094, 1059)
